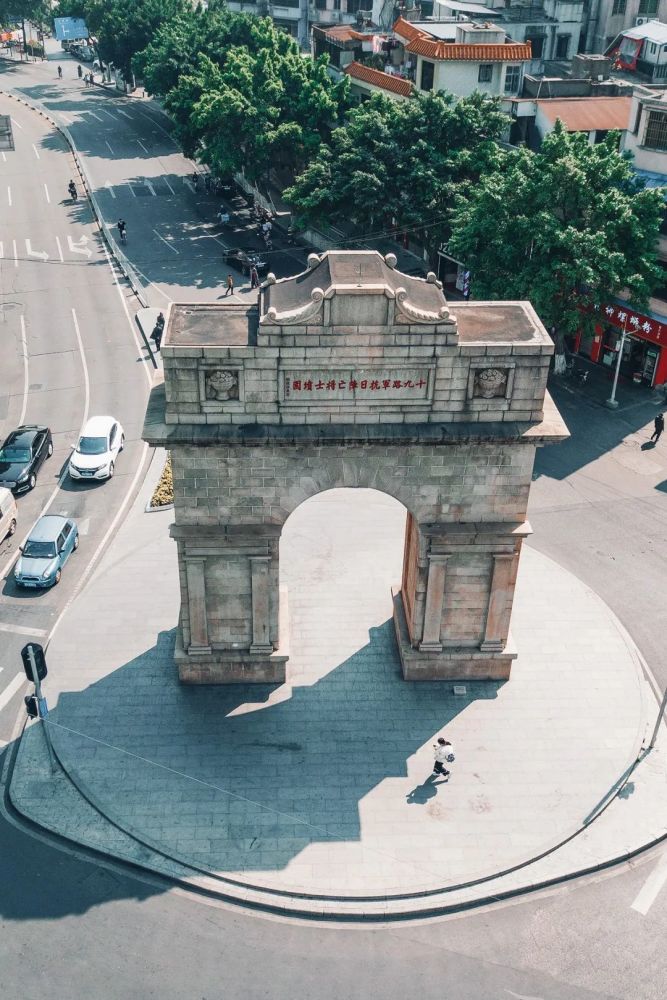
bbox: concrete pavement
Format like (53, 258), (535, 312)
(8, 445), (667, 919)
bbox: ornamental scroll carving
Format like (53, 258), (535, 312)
(205, 369), (239, 401)
(394, 287), (451, 325)
(261, 287), (325, 326)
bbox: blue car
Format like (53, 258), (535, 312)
(14, 515), (79, 588)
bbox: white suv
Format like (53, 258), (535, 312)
(69, 416), (125, 481)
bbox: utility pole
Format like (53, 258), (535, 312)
(605, 316), (628, 409)
(23, 644), (58, 775)
(649, 686), (667, 751)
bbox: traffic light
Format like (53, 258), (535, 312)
(24, 695), (39, 719)
(21, 642), (47, 682)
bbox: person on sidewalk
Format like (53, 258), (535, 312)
(77, 64), (82, 79)
(224, 274), (234, 297)
(250, 266), (260, 289)
(432, 737), (455, 780)
(150, 323), (163, 352)
(651, 412), (664, 443)
(57, 65), (62, 79)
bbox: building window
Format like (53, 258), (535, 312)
(555, 34), (570, 58)
(504, 65), (521, 93)
(611, 0), (626, 13)
(638, 0), (658, 12)
(315, 0), (326, 8)
(526, 34), (545, 59)
(333, 0), (341, 8)
(478, 63), (492, 83)
(644, 110), (667, 150)
(420, 60), (434, 91)
(649, 42), (658, 55)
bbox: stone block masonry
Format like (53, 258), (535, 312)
(144, 250), (568, 684)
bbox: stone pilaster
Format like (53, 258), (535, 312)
(419, 555), (449, 652)
(185, 557), (210, 655)
(249, 556), (273, 654)
(481, 553), (517, 652)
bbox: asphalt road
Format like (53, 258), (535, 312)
(0, 92), (152, 745)
(1, 45), (667, 1000)
(1, 47), (309, 306)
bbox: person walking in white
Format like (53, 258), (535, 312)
(432, 737), (455, 779)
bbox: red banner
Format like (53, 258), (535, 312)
(598, 302), (666, 346)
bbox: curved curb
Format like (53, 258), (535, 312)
(0, 84), (148, 307)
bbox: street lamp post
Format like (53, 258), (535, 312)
(605, 317), (628, 409)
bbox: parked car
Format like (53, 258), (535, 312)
(222, 248), (268, 276)
(0, 487), (18, 542)
(0, 425), (53, 494)
(14, 515), (79, 589)
(69, 415), (124, 481)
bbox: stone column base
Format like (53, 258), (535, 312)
(392, 589), (516, 681)
(175, 635), (288, 683)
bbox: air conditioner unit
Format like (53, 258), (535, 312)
(635, 16), (649, 25)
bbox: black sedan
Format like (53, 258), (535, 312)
(0, 425), (53, 494)
(222, 248), (268, 276)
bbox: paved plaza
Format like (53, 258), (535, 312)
(9, 454), (667, 916)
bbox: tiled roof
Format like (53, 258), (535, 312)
(344, 62), (414, 97)
(406, 38), (532, 61)
(312, 24), (374, 44)
(392, 16), (424, 42)
(536, 96), (632, 132)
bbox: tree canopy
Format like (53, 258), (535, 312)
(161, 15), (349, 180)
(284, 90), (508, 263)
(448, 121), (665, 349)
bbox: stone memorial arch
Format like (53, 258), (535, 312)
(143, 251), (567, 684)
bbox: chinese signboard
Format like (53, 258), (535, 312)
(282, 369), (432, 404)
(598, 303), (666, 347)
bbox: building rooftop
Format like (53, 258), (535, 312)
(311, 24), (375, 46)
(619, 19), (667, 46)
(405, 37), (532, 61)
(344, 61), (414, 96)
(536, 96), (632, 132)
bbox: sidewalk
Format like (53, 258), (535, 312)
(8, 452), (667, 920)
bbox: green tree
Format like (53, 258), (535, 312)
(61, 0), (189, 82)
(285, 89), (508, 264)
(448, 121), (665, 363)
(163, 22), (349, 180)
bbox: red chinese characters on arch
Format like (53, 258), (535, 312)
(283, 370), (431, 403)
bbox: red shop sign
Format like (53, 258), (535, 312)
(598, 303), (666, 347)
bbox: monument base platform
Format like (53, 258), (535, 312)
(392, 589), (516, 681)
(175, 635), (288, 684)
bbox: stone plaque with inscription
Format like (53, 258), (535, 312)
(282, 369), (433, 405)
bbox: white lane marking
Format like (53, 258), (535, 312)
(145, 179), (156, 196)
(104, 180), (116, 199)
(32, 143), (40, 159)
(99, 109), (118, 121)
(117, 109), (134, 120)
(68, 235), (92, 258)
(105, 140), (114, 155)
(10, 116), (23, 130)
(85, 110), (103, 123)
(0, 622), (47, 638)
(12, 239), (17, 268)
(100, 240), (154, 389)
(7, 185), (11, 206)
(18, 315), (29, 426)
(77, 517), (90, 536)
(163, 177), (175, 196)
(0, 675), (25, 713)
(183, 177), (195, 192)
(504, 992), (546, 1000)
(1, 152), (6, 162)
(71, 308), (90, 424)
(0, 309), (91, 584)
(631, 851), (667, 915)
(128, 183), (137, 198)
(55, 236), (64, 262)
(153, 229), (179, 254)
(25, 239), (48, 261)
(43, 182), (50, 204)
(137, 139), (149, 154)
